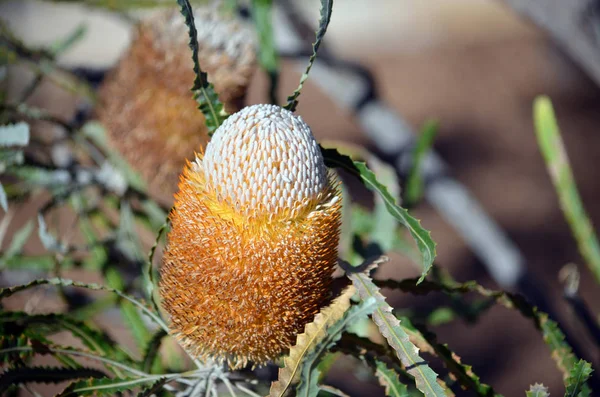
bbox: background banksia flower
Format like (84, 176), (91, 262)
(96, 8), (256, 203)
(160, 104), (342, 368)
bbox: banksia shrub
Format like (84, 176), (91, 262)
(97, 8), (256, 202)
(160, 104), (342, 368)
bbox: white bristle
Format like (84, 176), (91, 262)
(202, 104), (328, 216)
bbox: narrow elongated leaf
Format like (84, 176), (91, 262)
(37, 213), (67, 254)
(324, 147), (435, 282)
(0, 312), (131, 364)
(297, 298), (377, 397)
(414, 323), (499, 396)
(0, 366), (105, 394)
(405, 120), (438, 207)
(284, 0), (333, 111)
(375, 361), (410, 397)
(0, 182), (6, 212)
(252, 0), (279, 104)
(0, 122), (29, 147)
(59, 376), (163, 397)
(0, 278), (168, 333)
(142, 329), (167, 373)
(146, 221), (168, 315)
(344, 260), (445, 397)
(177, 0), (228, 135)
(526, 384), (549, 397)
(564, 359), (593, 397)
(375, 274), (591, 387)
(136, 377), (170, 396)
(105, 268), (152, 350)
(533, 96), (600, 284)
(2, 220), (34, 259)
(269, 286), (357, 397)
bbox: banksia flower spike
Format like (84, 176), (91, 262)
(97, 8), (256, 203)
(160, 104), (342, 368)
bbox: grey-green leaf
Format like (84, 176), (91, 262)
(0, 122), (30, 147)
(284, 0), (333, 111)
(323, 147), (436, 282)
(345, 262), (446, 397)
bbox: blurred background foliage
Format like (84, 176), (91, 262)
(1, 0), (600, 396)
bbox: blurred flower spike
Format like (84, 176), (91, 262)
(160, 104), (342, 368)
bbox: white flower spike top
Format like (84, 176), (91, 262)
(202, 104), (329, 218)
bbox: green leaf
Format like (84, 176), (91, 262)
(0, 312), (131, 366)
(2, 220), (34, 259)
(405, 120), (438, 207)
(252, 0), (279, 104)
(375, 361), (410, 397)
(0, 277), (168, 334)
(142, 329), (167, 373)
(296, 298), (378, 397)
(0, 122), (29, 147)
(324, 147), (436, 282)
(269, 286), (359, 397)
(284, 0), (333, 111)
(526, 383), (549, 397)
(0, 182), (6, 212)
(136, 377), (170, 397)
(369, 155), (402, 253)
(59, 376), (163, 397)
(375, 274), (591, 388)
(49, 24), (86, 56)
(343, 259), (446, 397)
(37, 213), (67, 254)
(105, 268), (152, 351)
(0, 366), (105, 394)
(80, 121), (145, 191)
(564, 359), (593, 397)
(145, 221), (168, 315)
(533, 96), (600, 284)
(414, 323), (499, 396)
(176, 0), (228, 135)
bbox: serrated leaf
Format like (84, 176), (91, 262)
(415, 323), (499, 396)
(344, 260), (446, 397)
(564, 359), (593, 397)
(0, 277), (168, 333)
(284, 0), (333, 111)
(176, 0), (228, 135)
(0, 366), (105, 394)
(59, 376), (162, 397)
(145, 221), (168, 315)
(375, 274), (590, 389)
(375, 361), (409, 397)
(136, 377), (170, 397)
(297, 298), (378, 397)
(142, 329), (167, 373)
(0, 122), (29, 147)
(37, 213), (67, 254)
(323, 147), (435, 282)
(534, 96), (600, 284)
(526, 383), (549, 397)
(269, 286), (358, 397)
(0, 311), (133, 369)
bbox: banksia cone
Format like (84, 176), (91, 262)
(160, 104), (341, 368)
(97, 8), (256, 203)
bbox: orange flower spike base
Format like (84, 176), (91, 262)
(160, 104), (342, 369)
